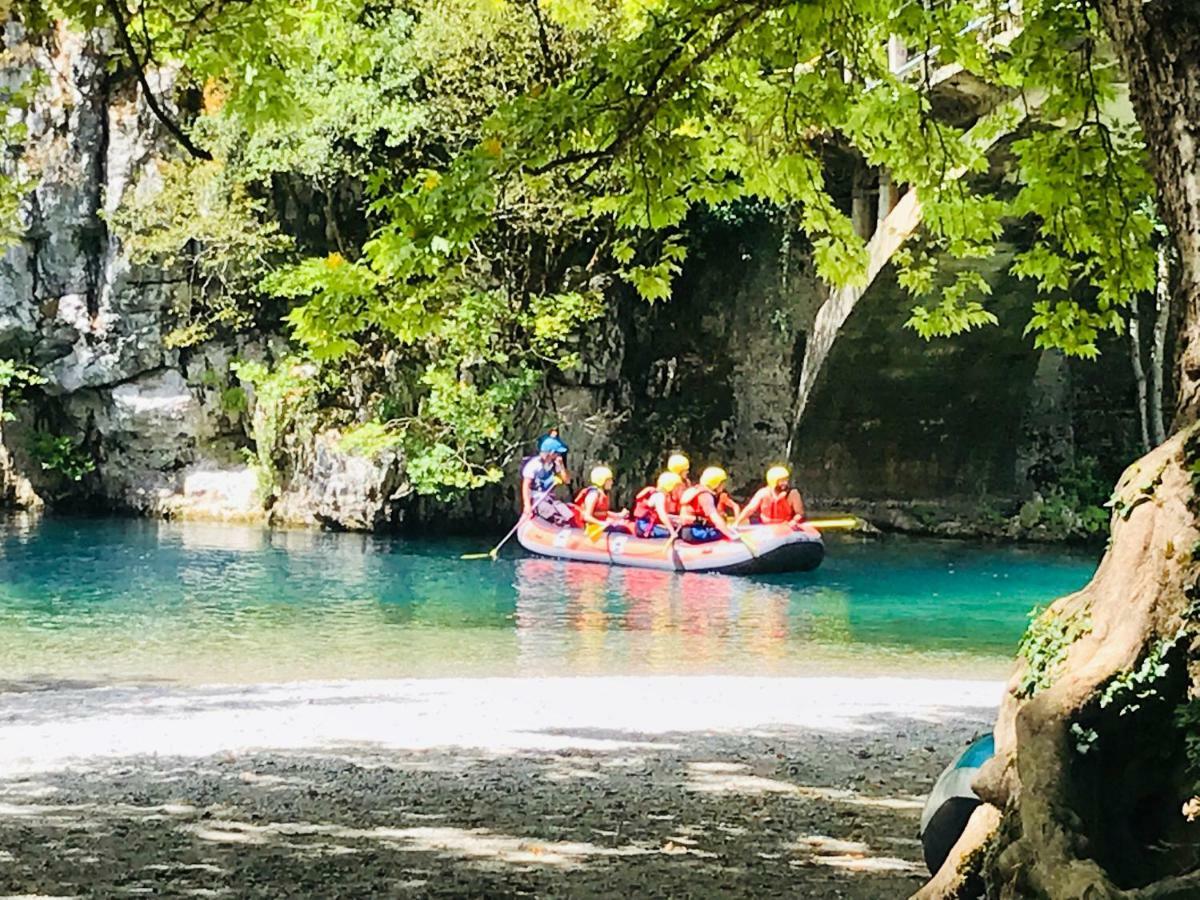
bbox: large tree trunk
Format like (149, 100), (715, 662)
(1103, 1), (1200, 427)
(917, 4), (1200, 897)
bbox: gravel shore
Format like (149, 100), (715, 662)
(0, 676), (999, 898)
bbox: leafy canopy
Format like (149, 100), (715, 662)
(12, 0), (1158, 493)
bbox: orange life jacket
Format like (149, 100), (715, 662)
(760, 488), (794, 524)
(574, 486), (610, 518)
(680, 485), (716, 525)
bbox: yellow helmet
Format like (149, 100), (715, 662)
(700, 466), (728, 490)
(656, 471), (682, 492)
(667, 453), (690, 476)
(766, 465), (790, 488)
(590, 465), (614, 488)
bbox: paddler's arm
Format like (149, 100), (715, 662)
(554, 456), (570, 486)
(734, 488), (766, 527)
(790, 488), (806, 521)
(652, 495), (679, 539)
(701, 493), (739, 541)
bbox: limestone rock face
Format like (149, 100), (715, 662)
(0, 27), (412, 529)
(63, 368), (198, 511)
(273, 431), (411, 532)
(0, 26), (264, 520)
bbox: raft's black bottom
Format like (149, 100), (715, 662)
(922, 797), (981, 874)
(719, 538), (825, 575)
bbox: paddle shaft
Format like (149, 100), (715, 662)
(462, 482), (559, 560)
(804, 517), (860, 530)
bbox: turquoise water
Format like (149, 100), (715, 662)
(0, 516), (1099, 683)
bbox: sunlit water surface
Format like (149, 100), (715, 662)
(0, 516), (1099, 683)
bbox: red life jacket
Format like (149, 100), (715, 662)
(760, 489), (794, 524)
(664, 490), (681, 516)
(574, 486), (610, 518)
(680, 485), (716, 525)
(632, 486), (657, 521)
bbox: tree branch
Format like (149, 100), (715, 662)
(103, 0), (213, 161)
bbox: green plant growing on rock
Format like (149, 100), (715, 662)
(1018, 456), (1113, 539)
(219, 386), (248, 416)
(232, 358), (314, 501)
(0, 360), (45, 423)
(109, 160), (294, 349)
(27, 432), (95, 483)
(337, 421), (404, 459)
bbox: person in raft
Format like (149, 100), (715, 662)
(574, 466), (633, 532)
(679, 467), (742, 543)
(631, 471), (684, 539)
(736, 465), (806, 528)
(521, 436), (575, 526)
(666, 452), (693, 488)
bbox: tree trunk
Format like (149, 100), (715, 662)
(1130, 297), (1152, 452)
(916, 4), (1200, 897)
(1100, 1), (1200, 428)
(1151, 245), (1172, 447)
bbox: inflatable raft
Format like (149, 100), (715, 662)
(920, 732), (995, 874)
(516, 518), (824, 574)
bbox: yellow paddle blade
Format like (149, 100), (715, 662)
(584, 522), (605, 542)
(806, 517), (861, 530)
(460, 552), (493, 560)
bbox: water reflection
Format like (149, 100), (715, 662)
(514, 559), (846, 673)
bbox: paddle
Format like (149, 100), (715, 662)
(662, 532), (679, 558)
(663, 533), (685, 572)
(735, 530), (759, 558)
(803, 517), (862, 531)
(460, 483), (559, 561)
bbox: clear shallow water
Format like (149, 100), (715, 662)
(0, 516), (1099, 683)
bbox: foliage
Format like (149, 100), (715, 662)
(1098, 634), (1179, 717)
(1070, 722), (1099, 756)
(19, 0), (1163, 495)
(219, 386), (248, 416)
(1177, 698), (1200, 789)
(231, 358), (314, 500)
(1108, 463), (1165, 521)
(377, 0), (1158, 356)
(337, 420), (403, 459)
(27, 432), (95, 482)
(0, 359), (45, 423)
(1016, 606), (1093, 698)
(107, 160), (293, 348)
(1017, 456), (1112, 539)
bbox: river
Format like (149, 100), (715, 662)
(0, 515), (1098, 684)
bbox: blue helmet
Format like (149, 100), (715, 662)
(539, 436), (569, 455)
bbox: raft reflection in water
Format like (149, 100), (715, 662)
(514, 558), (852, 674)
